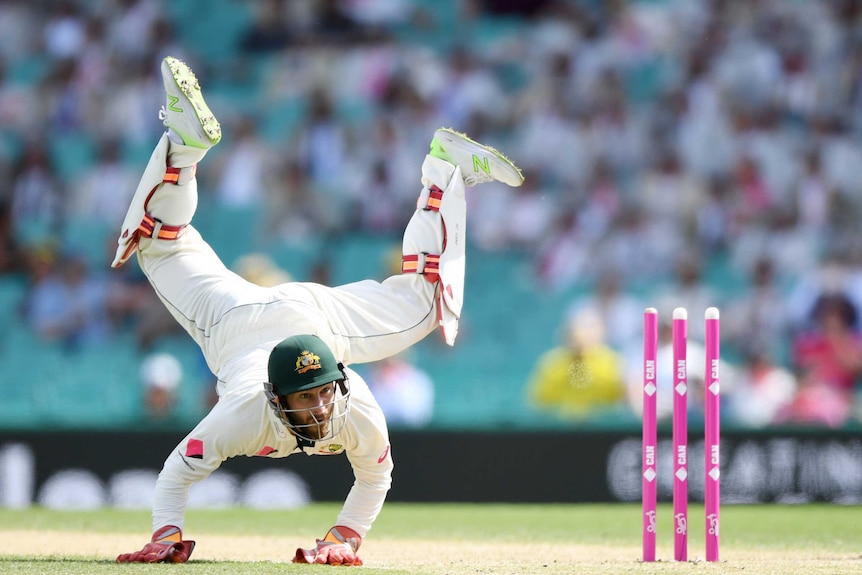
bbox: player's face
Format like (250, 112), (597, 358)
(284, 382), (337, 439)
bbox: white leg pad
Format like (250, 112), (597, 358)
(168, 137), (209, 169)
(420, 155), (467, 346)
(111, 133), (207, 268)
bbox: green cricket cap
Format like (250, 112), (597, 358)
(267, 334), (343, 395)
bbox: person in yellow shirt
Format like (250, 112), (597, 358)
(528, 307), (627, 421)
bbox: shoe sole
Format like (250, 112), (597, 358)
(435, 127), (524, 186)
(164, 57), (222, 147)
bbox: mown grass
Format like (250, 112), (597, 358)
(0, 503), (860, 574)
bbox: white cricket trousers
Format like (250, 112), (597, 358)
(135, 137), (456, 389)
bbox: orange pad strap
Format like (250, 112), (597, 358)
(401, 253), (440, 283)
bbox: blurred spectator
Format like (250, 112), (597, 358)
(43, 1), (86, 60)
(233, 252), (292, 287)
(588, 95), (647, 178)
(363, 354), (434, 428)
(71, 137), (137, 226)
(652, 251), (720, 321)
(730, 346), (798, 428)
(98, 56), (162, 148)
(240, 0), (294, 53)
(567, 269), (643, 353)
(505, 171), (555, 252)
(473, 168), (554, 252)
(535, 207), (591, 291)
(0, 59), (39, 135)
(785, 292), (862, 427)
(434, 45), (510, 129)
(10, 141), (65, 244)
(135, 291), (184, 351)
(731, 207), (819, 281)
(264, 158), (335, 243)
(596, 204), (683, 285)
(785, 256), (857, 332)
(578, 158), (622, 241)
(41, 57), (87, 133)
(342, 0), (416, 28)
(794, 148), (833, 235)
(730, 153), (774, 229)
(73, 16), (110, 103)
(214, 115), (270, 208)
(513, 88), (593, 189)
(639, 147), (705, 233)
(346, 116), (420, 233)
(101, 262), (168, 348)
(695, 176), (734, 256)
(140, 351), (183, 420)
(0, 1), (41, 61)
(22, 250), (111, 350)
(350, 158), (404, 233)
(148, 16), (187, 68)
(675, 66), (736, 181)
(724, 256), (793, 362)
(106, 0), (161, 60)
(0, 202), (24, 275)
(293, 90), (348, 194)
(527, 307), (628, 421)
(313, 0), (365, 43)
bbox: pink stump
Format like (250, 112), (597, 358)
(642, 308), (658, 562)
(704, 307), (721, 561)
(672, 308), (688, 562)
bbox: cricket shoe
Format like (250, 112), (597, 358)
(159, 56), (221, 149)
(430, 127), (524, 187)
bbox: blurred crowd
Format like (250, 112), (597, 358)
(2, 0), (862, 428)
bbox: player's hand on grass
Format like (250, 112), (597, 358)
(116, 525), (195, 563)
(293, 525), (363, 566)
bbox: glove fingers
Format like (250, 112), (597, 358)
(293, 543), (362, 566)
(118, 540), (195, 564)
(293, 547), (316, 564)
(117, 552), (153, 563)
(118, 551), (151, 563)
(323, 549), (364, 566)
(322, 549), (341, 565)
(331, 553), (363, 566)
(168, 540), (195, 563)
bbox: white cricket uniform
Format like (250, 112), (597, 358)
(136, 136), (458, 538)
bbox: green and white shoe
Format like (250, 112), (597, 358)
(430, 127), (524, 187)
(159, 56), (221, 149)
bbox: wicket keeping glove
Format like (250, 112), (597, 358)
(116, 525), (195, 563)
(293, 525), (363, 566)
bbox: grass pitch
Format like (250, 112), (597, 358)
(0, 503), (860, 574)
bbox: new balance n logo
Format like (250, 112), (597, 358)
(472, 155), (490, 174)
(167, 94), (183, 113)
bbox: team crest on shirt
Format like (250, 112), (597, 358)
(296, 350), (322, 374)
(318, 444), (343, 454)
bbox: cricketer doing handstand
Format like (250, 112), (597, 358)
(113, 57), (524, 565)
